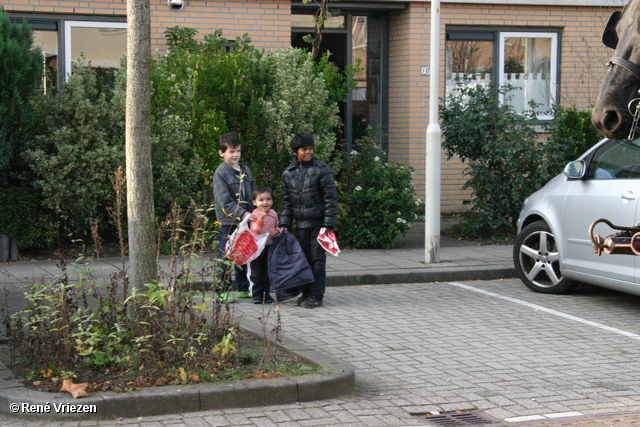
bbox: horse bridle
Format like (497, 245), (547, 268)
(608, 57), (640, 139)
(602, 10), (640, 139)
(608, 57), (640, 81)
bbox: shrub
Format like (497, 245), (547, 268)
(259, 48), (339, 158)
(338, 137), (421, 249)
(154, 28), (351, 206)
(542, 105), (601, 178)
(21, 63), (126, 241)
(153, 29), (268, 188)
(151, 114), (203, 214)
(114, 58), (203, 217)
(17, 61), (202, 247)
(440, 82), (547, 236)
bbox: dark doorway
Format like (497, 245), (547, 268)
(292, 31), (347, 160)
(291, 32), (347, 69)
(292, 12), (389, 156)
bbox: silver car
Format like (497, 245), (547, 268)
(514, 137), (640, 295)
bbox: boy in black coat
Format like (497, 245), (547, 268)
(279, 133), (338, 308)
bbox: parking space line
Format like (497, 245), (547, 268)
(448, 282), (640, 341)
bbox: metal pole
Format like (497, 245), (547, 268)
(425, 0), (441, 263)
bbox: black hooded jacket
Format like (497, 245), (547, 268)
(279, 158), (338, 229)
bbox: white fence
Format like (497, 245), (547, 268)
(445, 72), (550, 114)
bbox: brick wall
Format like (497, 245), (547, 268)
(388, 2), (615, 212)
(150, 0), (291, 52)
(4, 0), (291, 52)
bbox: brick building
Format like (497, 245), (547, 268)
(4, 0), (623, 211)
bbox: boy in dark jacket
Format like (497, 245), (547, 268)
(280, 133), (338, 308)
(213, 131), (255, 301)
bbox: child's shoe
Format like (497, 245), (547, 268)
(237, 291), (251, 299)
(301, 296), (322, 308)
(219, 292), (235, 303)
(252, 293), (275, 304)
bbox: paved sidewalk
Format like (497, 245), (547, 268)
(325, 234), (515, 287)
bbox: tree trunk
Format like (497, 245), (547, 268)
(126, 0), (156, 289)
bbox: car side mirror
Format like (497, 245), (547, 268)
(564, 160), (585, 179)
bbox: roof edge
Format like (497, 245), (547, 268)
(441, 0), (625, 6)
(302, 0), (626, 7)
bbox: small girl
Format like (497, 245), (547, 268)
(249, 185), (280, 304)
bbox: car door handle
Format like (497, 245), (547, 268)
(622, 191), (638, 201)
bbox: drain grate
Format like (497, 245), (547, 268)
(413, 411), (504, 426)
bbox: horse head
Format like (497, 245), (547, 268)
(593, 0), (640, 139)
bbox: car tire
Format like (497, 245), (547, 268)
(513, 220), (577, 294)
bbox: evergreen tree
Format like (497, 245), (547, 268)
(0, 8), (43, 183)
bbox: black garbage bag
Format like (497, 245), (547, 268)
(268, 232), (315, 302)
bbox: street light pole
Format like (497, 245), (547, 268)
(425, 0), (441, 263)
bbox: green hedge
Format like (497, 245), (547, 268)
(0, 185), (56, 251)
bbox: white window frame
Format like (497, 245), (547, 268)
(498, 32), (558, 120)
(64, 21), (127, 80)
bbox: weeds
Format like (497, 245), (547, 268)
(1, 173), (312, 393)
(257, 302), (283, 366)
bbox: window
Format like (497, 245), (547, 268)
(589, 139), (640, 180)
(64, 21), (127, 81)
(9, 14), (127, 88)
(10, 19), (59, 92)
(33, 27), (59, 93)
(446, 28), (559, 120)
(499, 33), (557, 119)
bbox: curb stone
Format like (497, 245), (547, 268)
(327, 267), (516, 287)
(0, 319), (356, 421)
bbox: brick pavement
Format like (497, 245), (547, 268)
(4, 278), (640, 426)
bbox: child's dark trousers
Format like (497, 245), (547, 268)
(296, 227), (326, 300)
(249, 244), (271, 300)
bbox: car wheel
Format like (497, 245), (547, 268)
(513, 220), (577, 294)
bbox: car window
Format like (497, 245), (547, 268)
(587, 138), (640, 179)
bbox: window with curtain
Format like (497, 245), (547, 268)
(446, 28), (558, 120)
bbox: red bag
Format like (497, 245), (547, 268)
(224, 217), (268, 265)
(317, 228), (340, 257)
